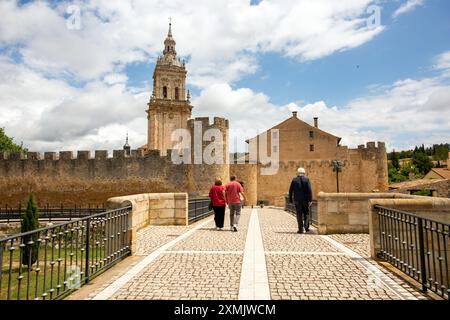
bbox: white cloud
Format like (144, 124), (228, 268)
(194, 54), (450, 152)
(0, 57), (148, 151)
(0, 0), (384, 86)
(434, 51), (450, 78)
(393, 0), (425, 18)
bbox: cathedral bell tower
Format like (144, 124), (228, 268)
(146, 21), (193, 155)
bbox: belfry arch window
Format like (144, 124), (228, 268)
(175, 87), (179, 100)
(163, 86), (168, 99)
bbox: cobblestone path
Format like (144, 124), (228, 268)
(68, 208), (428, 300)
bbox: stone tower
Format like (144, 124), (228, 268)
(146, 22), (193, 155)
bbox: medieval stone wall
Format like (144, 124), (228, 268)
(255, 142), (388, 206)
(0, 149), (189, 206)
(0, 117), (230, 206)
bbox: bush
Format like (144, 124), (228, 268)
(20, 194), (40, 267)
(412, 189), (432, 197)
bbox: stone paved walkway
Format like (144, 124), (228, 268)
(67, 207), (429, 300)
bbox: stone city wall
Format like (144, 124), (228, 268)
(255, 142), (388, 207)
(0, 149), (190, 206)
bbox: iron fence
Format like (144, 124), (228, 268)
(284, 196), (317, 226)
(0, 206), (131, 300)
(375, 205), (449, 300)
(0, 204), (105, 223)
(188, 198), (213, 223)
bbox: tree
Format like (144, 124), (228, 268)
(391, 150), (400, 170)
(0, 127), (24, 153)
(432, 144), (449, 167)
(412, 150), (434, 175)
(20, 194), (40, 267)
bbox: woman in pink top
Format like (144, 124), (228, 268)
(209, 178), (226, 230)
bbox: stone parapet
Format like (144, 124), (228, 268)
(106, 193), (188, 254)
(316, 192), (421, 234)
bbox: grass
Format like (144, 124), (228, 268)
(1, 244), (108, 300)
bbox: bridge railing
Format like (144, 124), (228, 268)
(0, 206), (131, 300)
(284, 196), (318, 226)
(188, 198), (213, 224)
(374, 205), (449, 300)
(0, 204), (105, 223)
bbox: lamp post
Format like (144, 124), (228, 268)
(332, 160), (343, 193)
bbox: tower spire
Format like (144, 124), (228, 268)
(168, 17), (172, 36)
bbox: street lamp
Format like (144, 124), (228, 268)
(332, 160), (343, 193)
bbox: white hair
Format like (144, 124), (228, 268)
(297, 167), (306, 175)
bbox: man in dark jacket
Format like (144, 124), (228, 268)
(289, 167), (313, 233)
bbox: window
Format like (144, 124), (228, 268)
(272, 131), (278, 139)
(175, 87), (179, 100)
(273, 145), (278, 153)
(310, 144), (315, 152)
(309, 131), (314, 138)
(163, 86), (168, 99)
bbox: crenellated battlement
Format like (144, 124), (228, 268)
(354, 141), (386, 152)
(0, 149), (176, 161)
(187, 117), (229, 129)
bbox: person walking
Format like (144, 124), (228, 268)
(209, 179), (226, 230)
(225, 176), (246, 232)
(238, 180), (245, 207)
(288, 168), (313, 234)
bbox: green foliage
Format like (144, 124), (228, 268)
(20, 194), (40, 267)
(411, 150), (434, 175)
(412, 189), (432, 197)
(432, 144), (449, 167)
(388, 166), (407, 183)
(391, 150), (400, 170)
(0, 127), (24, 153)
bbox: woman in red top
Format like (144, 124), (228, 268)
(209, 178), (226, 230)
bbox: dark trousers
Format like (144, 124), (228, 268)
(294, 201), (310, 231)
(213, 206), (225, 228)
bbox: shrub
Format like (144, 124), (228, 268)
(20, 194), (40, 267)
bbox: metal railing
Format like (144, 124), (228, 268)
(0, 204), (105, 223)
(284, 196), (318, 226)
(0, 206), (131, 300)
(375, 205), (449, 300)
(188, 198), (213, 223)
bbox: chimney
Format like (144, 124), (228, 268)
(292, 111), (298, 118)
(314, 117), (318, 128)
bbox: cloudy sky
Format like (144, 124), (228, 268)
(0, 0), (449, 153)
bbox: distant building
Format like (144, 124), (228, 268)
(389, 178), (449, 198)
(424, 152), (450, 180)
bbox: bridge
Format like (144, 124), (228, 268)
(1, 194), (448, 301)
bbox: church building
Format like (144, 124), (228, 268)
(140, 22), (193, 155)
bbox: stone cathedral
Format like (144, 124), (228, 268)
(141, 22), (193, 155)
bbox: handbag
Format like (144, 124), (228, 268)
(208, 200), (213, 211)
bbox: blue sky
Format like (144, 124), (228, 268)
(124, 0), (450, 107)
(0, 0), (449, 152)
